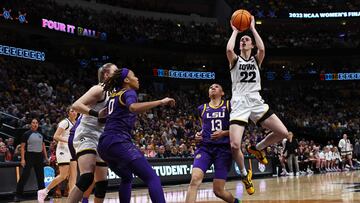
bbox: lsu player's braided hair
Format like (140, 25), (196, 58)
(103, 68), (124, 93)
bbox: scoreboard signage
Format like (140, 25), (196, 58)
(0, 44), (45, 61)
(289, 11), (360, 19)
(320, 73), (360, 81)
(153, 68), (215, 80)
(42, 18), (107, 40)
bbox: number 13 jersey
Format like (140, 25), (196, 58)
(198, 100), (230, 145)
(230, 55), (261, 95)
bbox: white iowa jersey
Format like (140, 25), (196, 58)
(230, 55), (261, 95)
(57, 118), (73, 148)
(80, 88), (109, 128)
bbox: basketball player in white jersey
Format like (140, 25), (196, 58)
(37, 107), (77, 202)
(67, 63), (118, 203)
(226, 16), (289, 194)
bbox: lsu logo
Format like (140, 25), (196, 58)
(195, 154), (202, 159)
(206, 111), (225, 119)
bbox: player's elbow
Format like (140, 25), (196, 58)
(258, 48), (265, 54)
(129, 104), (137, 113)
(53, 134), (60, 142)
(71, 102), (81, 112)
(226, 48), (234, 55)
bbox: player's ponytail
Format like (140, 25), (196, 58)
(103, 68), (129, 93)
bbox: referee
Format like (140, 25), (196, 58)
(14, 118), (49, 202)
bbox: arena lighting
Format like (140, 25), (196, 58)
(41, 18), (107, 40)
(255, 20), (262, 25)
(0, 44), (45, 61)
(320, 73), (360, 81)
(0, 8), (28, 23)
(289, 11), (360, 18)
(153, 68), (215, 80)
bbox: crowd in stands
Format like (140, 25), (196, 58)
(1, 0), (360, 48)
(226, 0), (360, 18)
(1, 56), (360, 168)
(81, 0), (360, 19)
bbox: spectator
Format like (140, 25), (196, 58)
(170, 146), (179, 157)
(0, 142), (7, 162)
(156, 145), (167, 159)
(354, 139), (360, 159)
(14, 119), (49, 202)
(12, 144), (22, 162)
(284, 132), (299, 176)
(6, 138), (15, 159)
(146, 145), (157, 158)
(178, 144), (189, 158)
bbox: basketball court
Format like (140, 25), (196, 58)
(18, 171), (360, 203)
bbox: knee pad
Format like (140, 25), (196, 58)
(94, 180), (108, 198)
(76, 173), (94, 192)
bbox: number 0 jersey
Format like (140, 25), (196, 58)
(230, 55), (261, 96)
(198, 100), (230, 145)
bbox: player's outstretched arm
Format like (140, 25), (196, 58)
(226, 21), (239, 68)
(129, 97), (175, 113)
(249, 16), (265, 66)
(72, 85), (104, 116)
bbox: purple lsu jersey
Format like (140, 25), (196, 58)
(102, 88), (137, 142)
(198, 100), (230, 145)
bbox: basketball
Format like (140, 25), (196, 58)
(231, 9), (251, 32)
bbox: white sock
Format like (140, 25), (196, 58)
(241, 168), (248, 177)
(256, 142), (266, 151)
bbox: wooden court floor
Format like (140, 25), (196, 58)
(21, 171), (360, 203)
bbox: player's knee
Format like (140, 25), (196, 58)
(59, 173), (69, 181)
(278, 128), (289, 139)
(94, 180), (108, 199)
(76, 173), (94, 192)
(189, 174), (202, 187)
(230, 142), (241, 151)
(213, 187), (225, 198)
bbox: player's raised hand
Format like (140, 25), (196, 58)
(211, 130), (224, 140)
(160, 97), (176, 107)
(249, 16), (255, 31)
(195, 131), (203, 143)
(230, 20), (239, 33)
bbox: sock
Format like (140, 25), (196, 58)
(241, 168), (247, 177)
(82, 197), (88, 203)
(256, 142), (266, 151)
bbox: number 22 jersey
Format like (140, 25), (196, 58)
(230, 55), (261, 95)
